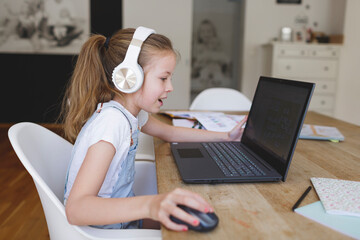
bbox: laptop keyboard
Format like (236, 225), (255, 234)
(202, 142), (266, 177)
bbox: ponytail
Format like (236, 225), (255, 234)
(60, 34), (117, 143)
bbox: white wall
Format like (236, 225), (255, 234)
(122, 0), (193, 110)
(121, 0), (359, 125)
(241, 0), (346, 100)
(335, 0), (360, 126)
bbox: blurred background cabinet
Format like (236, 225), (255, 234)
(270, 42), (341, 117)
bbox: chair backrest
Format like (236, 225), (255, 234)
(190, 87), (252, 111)
(8, 122), (161, 240)
(8, 122), (87, 239)
(135, 132), (155, 161)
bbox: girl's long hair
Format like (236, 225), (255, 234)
(59, 28), (175, 143)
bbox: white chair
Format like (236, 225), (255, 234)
(8, 122), (161, 240)
(134, 132), (157, 195)
(135, 132), (155, 162)
(190, 87), (252, 111)
(133, 160), (157, 196)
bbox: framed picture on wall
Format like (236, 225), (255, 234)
(0, 0), (90, 55)
(191, 0), (240, 101)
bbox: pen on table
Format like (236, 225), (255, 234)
(192, 121), (199, 128)
(292, 186), (312, 211)
(192, 121), (203, 129)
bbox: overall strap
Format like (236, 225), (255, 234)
(97, 102), (135, 146)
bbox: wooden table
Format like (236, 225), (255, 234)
(154, 111), (360, 240)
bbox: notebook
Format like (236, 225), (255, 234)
(295, 201), (360, 239)
(170, 76), (315, 183)
(311, 178), (360, 217)
(300, 124), (345, 142)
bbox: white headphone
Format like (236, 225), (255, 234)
(111, 26), (156, 93)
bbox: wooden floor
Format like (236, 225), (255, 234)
(0, 124), (62, 240)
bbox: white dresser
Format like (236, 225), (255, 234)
(270, 42), (341, 117)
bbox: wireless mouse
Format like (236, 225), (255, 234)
(170, 205), (219, 232)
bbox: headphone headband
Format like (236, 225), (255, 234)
(112, 26), (156, 93)
(133, 26), (156, 41)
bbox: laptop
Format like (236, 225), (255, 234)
(170, 76), (315, 183)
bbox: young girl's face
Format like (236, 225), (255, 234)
(136, 51), (176, 113)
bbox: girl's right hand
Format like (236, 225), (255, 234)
(148, 188), (213, 231)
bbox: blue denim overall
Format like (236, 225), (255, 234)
(64, 101), (141, 229)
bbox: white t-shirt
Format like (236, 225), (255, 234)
(64, 101), (148, 202)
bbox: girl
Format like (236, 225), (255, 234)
(60, 26), (246, 231)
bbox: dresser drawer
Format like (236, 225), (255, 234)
(309, 95), (335, 110)
(277, 48), (306, 57)
(275, 45), (339, 58)
(309, 48), (339, 58)
(314, 81), (336, 94)
(276, 59), (338, 79)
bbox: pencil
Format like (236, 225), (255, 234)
(292, 186), (312, 211)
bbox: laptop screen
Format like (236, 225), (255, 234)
(241, 76), (314, 180)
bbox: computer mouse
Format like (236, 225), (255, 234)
(170, 205), (219, 232)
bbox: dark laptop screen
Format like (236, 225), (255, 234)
(241, 76), (314, 180)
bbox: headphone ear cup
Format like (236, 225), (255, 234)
(112, 62), (144, 93)
(111, 26), (155, 93)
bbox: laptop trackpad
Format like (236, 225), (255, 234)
(175, 147), (224, 179)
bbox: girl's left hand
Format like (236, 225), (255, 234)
(227, 116), (248, 141)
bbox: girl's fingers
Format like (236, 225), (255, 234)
(160, 214), (188, 231)
(239, 115), (248, 127)
(235, 115), (247, 129)
(228, 115), (248, 141)
(171, 188), (212, 213)
(171, 205), (199, 227)
(155, 188), (214, 231)
(157, 199), (197, 231)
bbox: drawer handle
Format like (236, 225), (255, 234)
(321, 100), (326, 105)
(286, 65), (291, 70)
(324, 66), (329, 71)
(322, 85), (328, 89)
(313, 51), (317, 56)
